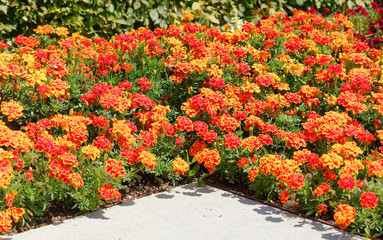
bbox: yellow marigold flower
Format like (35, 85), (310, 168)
(1, 100), (23, 121)
(56, 27), (70, 37)
(138, 151), (157, 169)
(320, 152), (343, 170)
(81, 145), (100, 161)
(172, 158), (189, 175)
(34, 24), (54, 35)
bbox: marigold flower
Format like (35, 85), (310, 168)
(288, 173), (305, 190)
(318, 204), (328, 216)
(105, 158), (125, 178)
(55, 27), (69, 37)
(1, 100), (24, 121)
(334, 204), (356, 230)
(337, 176), (355, 190)
(81, 145), (100, 161)
(71, 172), (84, 188)
(248, 168), (259, 181)
(224, 133), (242, 149)
(238, 158), (250, 168)
(175, 116), (194, 132)
(172, 158), (189, 175)
(34, 25), (54, 35)
(279, 190), (290, 203)
(6, 206), (25, 223)
(360, 192), (378, 209)
(194, 148), (221, 173)
(5, 191), (17, 206)
(189, 140), (207, 156)
(138, 151), (157, 169)
(324, 171), (337, 182)
(136, 77), (153, 91)
(98, 184), (121, 201)
(0, 211), (12, 232)
(313, 182), (331, 197)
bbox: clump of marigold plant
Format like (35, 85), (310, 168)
(1, 100), (24, 121)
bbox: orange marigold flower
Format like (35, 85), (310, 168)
(34, 24), (54, 34)
(5, 191), (17, 206)
(1, 100), (24, 121)
(324, 171), (337, 182)
(0, 211), (12, 232)
(6, 206), (25, 223)
(334, 204), (356, 230)
(288, 173), (305, 190)
(0, 160), (13, 189)
(224, 133), (242, 149)
(136, 77), (153, 91)
(312, 182), (331, 197)
(320, 152), (343, 170)
(71, 172), (84, 188)
(238, 158), (251, 168)
(360, 192), (378, 209)
(81, 145), (100, 161)
(24, 168), (33, 182)
(56, 27), (69, 37)
(248, 168), (259, 181)
(105, 158), (125, 178)
(318, 204), (328, 216)
(172, 158), (189, 175)
(194, 148), (221, 173)
(175, 116), (194, 132)
(279, 190), (290, 203)
(98, 184), (120, 201)
(183, 11), (194, 21)
(218, 116), (239, 132)
(368, 160), (383, 178)
(138, 151), (157, 169)
(189, 140), (207, 156)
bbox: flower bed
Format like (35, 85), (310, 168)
(1, 9), (383, 238)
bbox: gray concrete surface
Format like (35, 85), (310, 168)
(4, 183), (362, 240)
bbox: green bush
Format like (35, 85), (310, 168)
(0, 0), (373, 42)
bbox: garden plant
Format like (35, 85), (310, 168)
(1, 4), (383, 239)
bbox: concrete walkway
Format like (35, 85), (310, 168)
(4, 183), (362, 240)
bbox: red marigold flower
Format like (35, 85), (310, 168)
(318, 204), (328, 216)
(209, 77), (225, 90)
(24, 168), (33, 182)
(172, 158), (189, 175)
(175, 137), (184, 147)
(334, 204), (356, 230)
(238, 158), (250, 168)
(313, 182), (331, 197)
(1, 100), (24, 122)
(360, 192), (379, 209)
(224, 133), (241, 149)
(105, 158), (125, 178)
(337, 176), (355, 190)
(288, 173), (305, 190)
(279, 190), (290, 203)
(98, 184), (120, 201)
(248, 168), (259, 181)
(92, 115), (109, 128)
(136, 77), (153, 91)
(324, 171), (337, 182)
(175, 116), (194, 132)
(189, 140), (207, 156)
(219, 116), (239, 132)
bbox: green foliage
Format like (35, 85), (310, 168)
(0, 0), (373, 42)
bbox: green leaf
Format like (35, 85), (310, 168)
(192, 2), (200, 11)
(296, 0), (304, 6)
(197, 179), (206, 187)
(133, 1), (141, 10)
(149, 9), (159, 21)
(208, 14), (220, 24)
(0, 4), (7, 14)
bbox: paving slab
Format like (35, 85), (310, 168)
(3, 183), (362, 240)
